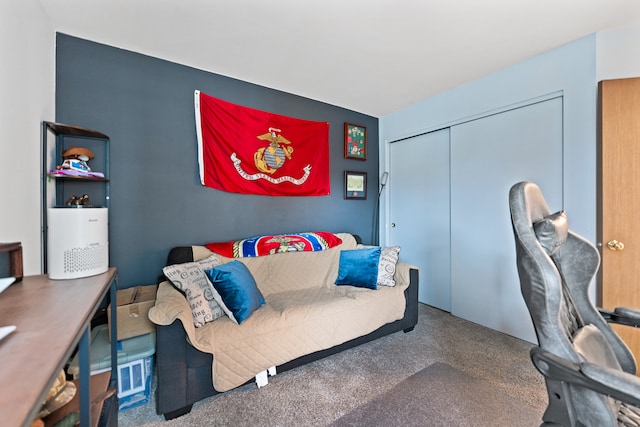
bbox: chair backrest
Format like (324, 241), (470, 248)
(509, 181), (636, 426)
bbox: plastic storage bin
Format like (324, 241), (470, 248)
(68, 324), (155, 411)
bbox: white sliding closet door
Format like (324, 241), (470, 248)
(389, 129), (451, 311)
(450, 97), (563, 343)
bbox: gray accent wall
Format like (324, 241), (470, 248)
(55, 33), (379, 288)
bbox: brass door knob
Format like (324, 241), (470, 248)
(607, 240), (625, 251)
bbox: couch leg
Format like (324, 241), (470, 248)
(163, 404), (193, 420)
(403, 326), (414, 333)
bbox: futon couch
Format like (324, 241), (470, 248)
(148, 232), (419, 420)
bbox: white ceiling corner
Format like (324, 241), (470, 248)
(39, 0), (640, 117)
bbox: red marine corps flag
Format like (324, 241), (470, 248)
(195, 90), (330, 196)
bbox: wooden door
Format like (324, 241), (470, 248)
(388, 129), (451, 310)
(598, 77), (640, 369)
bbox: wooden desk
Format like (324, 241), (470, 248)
(0, 268), (117, 427)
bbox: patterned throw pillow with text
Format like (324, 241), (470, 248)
(356, 244), (401, 287)
(163, 254), (226, 327)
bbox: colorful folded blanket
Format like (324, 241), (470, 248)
(50, 169), (105, 179)
(205, 232), (342, 258)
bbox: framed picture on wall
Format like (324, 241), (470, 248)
(344, 171), (367, 199)
(344, 123), (367, 160)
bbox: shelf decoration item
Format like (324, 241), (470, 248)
(345, 171), (367, 200)
(50, 145), (105, 179)
(344, 123), (367, 160)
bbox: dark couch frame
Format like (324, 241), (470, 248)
(155, 245), (419, 420)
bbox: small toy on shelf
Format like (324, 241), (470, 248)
(61, 146), (94, 171)
(51, 146), (105, 179)
(65, 194), (91, 207)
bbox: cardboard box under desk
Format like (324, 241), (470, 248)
(107, 285), (157, 340)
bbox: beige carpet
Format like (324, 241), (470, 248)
(330, 361), (541, 426)
(119, 304), (547, 426)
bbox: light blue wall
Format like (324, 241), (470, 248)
(597, 27), (640, 81)
(380, 34), (597, 244)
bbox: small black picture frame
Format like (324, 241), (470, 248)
(344, 123), (367, 161)
(344, 171), (367, 200)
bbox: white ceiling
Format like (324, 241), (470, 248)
(39, 0), (640, 117)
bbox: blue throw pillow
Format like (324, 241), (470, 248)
(335, 247), (381, 290)
(204, 261), (265, 324)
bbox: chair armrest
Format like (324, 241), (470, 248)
(530, 346), (640, 407)
(599, 306), (640, 328)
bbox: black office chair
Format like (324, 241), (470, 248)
(509, 181), (640, 426)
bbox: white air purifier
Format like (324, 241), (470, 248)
(47, 207), (109, 279)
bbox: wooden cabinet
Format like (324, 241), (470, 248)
(0, 268), (117, 427)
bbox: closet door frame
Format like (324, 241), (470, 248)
(382, 92), (563, 343)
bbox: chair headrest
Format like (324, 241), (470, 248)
(533, 210), (568, 256)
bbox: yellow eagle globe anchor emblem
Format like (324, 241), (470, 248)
(254, 127), (294, 174)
